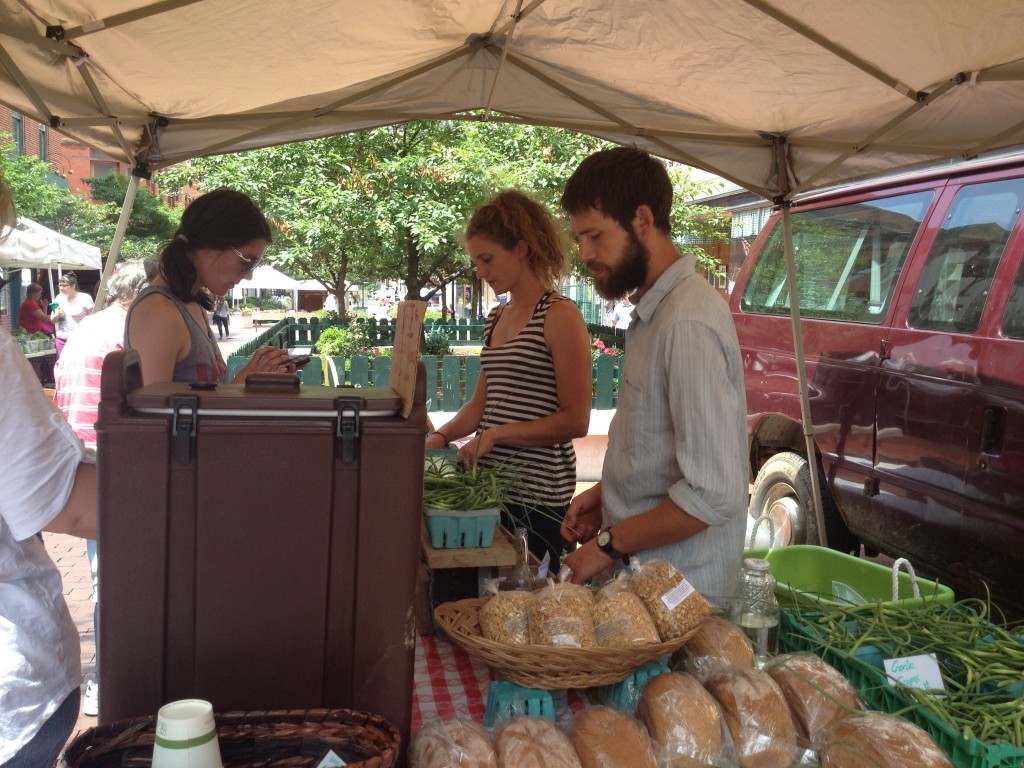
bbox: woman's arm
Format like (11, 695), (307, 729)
(425, 371), (489, 447)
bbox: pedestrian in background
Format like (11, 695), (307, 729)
(212, 294), (230, 339)
(52, 271), (95, 358)
(16, 282), (56, 336)
(54, 260), (152, 719)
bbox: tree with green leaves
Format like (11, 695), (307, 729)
(84, 171), (181, 259)
(2, 131), (182, 263)
(158, 121), (605, 314)
(157, 121), (730, 314)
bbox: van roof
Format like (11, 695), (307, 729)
(793, 145), (1024, 206)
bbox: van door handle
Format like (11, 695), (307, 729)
(979, 406), (1005, 454)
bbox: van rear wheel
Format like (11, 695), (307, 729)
(747, 452), (858, 553)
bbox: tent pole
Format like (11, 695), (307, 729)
(94, 173), (141, 308)
(780, 203), (829, 547)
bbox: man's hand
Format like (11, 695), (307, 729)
(561, 482), (602, 544)
(561, 539), (614, 585)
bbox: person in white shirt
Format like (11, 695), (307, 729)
(1, 325), (97, 765)
(610, 293), (634, 330)
(52, 271), (95, 358)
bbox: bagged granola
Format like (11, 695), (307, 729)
(628, 559), (713, 641)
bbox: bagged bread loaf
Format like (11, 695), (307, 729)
(494, 716), (582, 768)
(765, 652), (861, 748)
(672, 615), (755, 681)
(479, 590), (532, 645)
(820, 712), (954, 768)
(628, 560), (713, 641)
(410, 718), (498, 768)
(570, 707), (659, 768)
(528, 581), (596, 648)
(637, 671), (724, 768)
(705, 666), (798, 768)
(593, 573), (661, 648)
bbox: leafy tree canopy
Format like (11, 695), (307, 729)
(2, 131), (182, 263)
(156, 120), (728, 312)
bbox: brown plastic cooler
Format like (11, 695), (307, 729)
(95, 350), (425, 743)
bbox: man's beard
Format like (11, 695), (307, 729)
(593, 230), (649, 300)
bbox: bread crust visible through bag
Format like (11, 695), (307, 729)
(495, 716), (581, 768)
(638, 671), (723, 768)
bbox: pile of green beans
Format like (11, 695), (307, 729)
(793, 597), (1024, 747)
(422, 455), (515, 512)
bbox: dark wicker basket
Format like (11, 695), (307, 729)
(62, 708), (400, 768)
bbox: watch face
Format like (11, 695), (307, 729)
(597, 530), (611, 548)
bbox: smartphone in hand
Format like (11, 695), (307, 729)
(284, 354), (311, 369)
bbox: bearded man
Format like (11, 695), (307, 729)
(558, 147), (748, 605)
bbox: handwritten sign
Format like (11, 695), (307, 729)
(883, 653), (945, 692)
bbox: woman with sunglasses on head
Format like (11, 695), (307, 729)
(52, 271), (95, 358)
(124, 188), (295, 385)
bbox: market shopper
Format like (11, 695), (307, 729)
(52, 271), (95, 357)
(610, 292), (633, 330)
(16, 282), (56, 336)
(53, 260), (152, 718)
(1, 325), (98, 766)
(558, 147), (748, 604)
(124, 189), (295, 385)
(212, 294), (230, 338)
(424, 190), (592, 567)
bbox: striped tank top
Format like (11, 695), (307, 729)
(479, 291), (577, 507)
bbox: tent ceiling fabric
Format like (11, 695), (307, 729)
(2, 0), (1024, 199)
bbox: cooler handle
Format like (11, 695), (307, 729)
(243, 373), (301, 392)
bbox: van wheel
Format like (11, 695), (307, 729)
(747, 452), (858, 553)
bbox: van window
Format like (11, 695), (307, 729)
(1003, 255), (1024, 339)
(740, 191), (932, 323)
(909, 179), (1024, 333)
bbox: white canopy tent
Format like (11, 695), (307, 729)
(237, 264), (300, 308)
(2, 0), (1024, 535)
(0, 216), (102, 298)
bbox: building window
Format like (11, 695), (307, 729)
(12, 112), (24, 154)
(38, 124), (48, 160)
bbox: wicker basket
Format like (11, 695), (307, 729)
(434, 597), (700, 688)
(62, 708), (400, 768)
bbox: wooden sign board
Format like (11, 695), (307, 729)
(390, 300), (427, 418)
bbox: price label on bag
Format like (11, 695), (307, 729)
(883, 653), (945, 692)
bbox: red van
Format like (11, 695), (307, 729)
(729, 152), (1024, 617)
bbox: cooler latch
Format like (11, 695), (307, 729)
(170, 395), (199, 465)
(336, 398), (361, 463)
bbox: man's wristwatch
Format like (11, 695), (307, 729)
(596, 527), (628, 562)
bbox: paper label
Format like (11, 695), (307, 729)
(316, 750), (347, 768)
(884, 653), (945, 692)
(594, 616), (629, 645)
(661, 578), (696, 611)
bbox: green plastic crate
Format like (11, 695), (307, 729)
(781, 610), (1024, 768)
(743, 545), (954, 610)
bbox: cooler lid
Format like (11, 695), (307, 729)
(127, 377), (403, 418)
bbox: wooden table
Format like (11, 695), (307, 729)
(417, 524), (518, 633)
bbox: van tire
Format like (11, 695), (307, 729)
(748, 452), (858, 554)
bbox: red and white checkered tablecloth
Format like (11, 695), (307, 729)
(411, 634), (590, 734)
